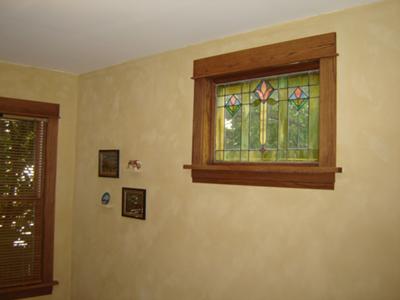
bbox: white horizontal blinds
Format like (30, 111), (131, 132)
(0, 116), (46, 288)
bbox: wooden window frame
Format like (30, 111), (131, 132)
(184, 33), (342, 189)
(0, 97), (59, 299)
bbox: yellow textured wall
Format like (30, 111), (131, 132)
(72, 1), (400, 299)
(0, 62), (78, 300)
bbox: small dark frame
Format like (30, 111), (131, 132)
(98, 149), (119, 178)
(122, 188), (146, 220)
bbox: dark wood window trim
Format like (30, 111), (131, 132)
(184, 33), (342, 189)
(0, 282), (59, 300)
(0, 97), (59, 299)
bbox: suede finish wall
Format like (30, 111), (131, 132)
(0, 62), (78, 300)
(0, 1), (399, 300)
(72, 1), (400, 300)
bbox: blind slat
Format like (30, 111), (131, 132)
(0, 116), (45, 288)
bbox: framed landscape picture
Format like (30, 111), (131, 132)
(122, 188), (146, 220)
(98, 149), (119, 178)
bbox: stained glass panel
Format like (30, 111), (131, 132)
(224, 105), (241, 150)
(215, 70), (319, 162)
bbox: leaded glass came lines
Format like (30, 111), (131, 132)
(215, 70), (319, 162)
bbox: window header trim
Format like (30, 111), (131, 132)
(193, 33), (337, 79)
(0, 97), (59, 119)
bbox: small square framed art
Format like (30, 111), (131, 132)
(98, 149), (119, 178)
(122, 188), (146, 220)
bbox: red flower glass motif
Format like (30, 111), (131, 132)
(289, 86), (309, 110)
(294, 87), (303, 98)
(225, 95), (241, 116)
(255, 80), (274, 103)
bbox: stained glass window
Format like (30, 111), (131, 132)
(215, 70), (320, 162)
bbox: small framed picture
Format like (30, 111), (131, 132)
(98, 150), (119, 178)
(122, 188), (146, 220)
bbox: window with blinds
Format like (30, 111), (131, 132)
(0, 115), (46, 289)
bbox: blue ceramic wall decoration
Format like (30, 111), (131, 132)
(101, 192), (111, 205)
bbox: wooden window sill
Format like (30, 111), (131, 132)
(0, 281), (58, 300)
(183, 164), (342, 190)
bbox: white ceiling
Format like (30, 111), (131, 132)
(0, 0), (376, 74)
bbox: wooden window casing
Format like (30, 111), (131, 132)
(184, 33), (342, 189)
(0, 97), (59, 299)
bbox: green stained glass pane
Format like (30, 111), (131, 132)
(277, 150), (287, 161)
(224, 109), (242, 150)
(279, 76), (288, 88)
(217, 96), (225, 107)
(215, 107), (225, 151)
(278, 100), (288, 150)
(288, 74), (309, 87)
(288, 103), (298, 148)
(250, 79), (260, 92)
(286, 149), (317, 161)
(299, 125), (308, 149)
(309, 97), (319, 150)
(288, 101), (309, 149)
(250, 92), (259, 105)
(269, 79), (278, 89)
(279, 89), (287, 101)
(299, 102), (309, 148)
(266, 120), (278, 148)
(224, 151), (241, 161)
(287, 149), (307, 161)
(217, 86), (225, 96)
(241, 151), (249, 161)
(241, 104), (249, 150)
(309, 72), (320, 85)
(310, 85), (319, 98)
(266, 103), (278, 149)
(225, 83), (242, 95)
(309, 149), (318, 161)
(242, 82), (250, 94)
(262, 150), (277, 161)
(249, 150), (262, 162)
(215, 150), (224, 161)
(249, 103), (260, 150)
(270, 90), (279, 102)
(268, 102), (279, 119)
(242, 93), (249, 105)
